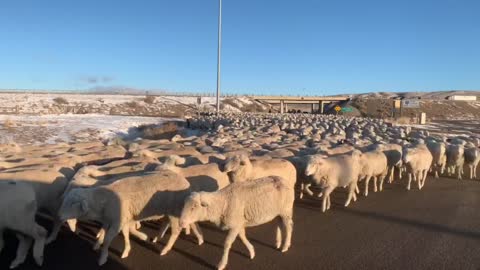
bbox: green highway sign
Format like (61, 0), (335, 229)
(341, 107), (353, 112)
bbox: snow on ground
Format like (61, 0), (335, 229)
(0, 114), (176, 145)
(408, 120), (480, 137)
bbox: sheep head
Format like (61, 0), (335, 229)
(179, 192), (210, 229)
(58, 189), (89, 221)
(221, 155), (249, 173)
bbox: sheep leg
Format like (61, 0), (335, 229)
(280, 215), (293, 252)
(0, 230), (3, 254)
(421, 170), (428, 189)
(407, 173), (412, 190)
(474, 164), (478, 179)
(10, 234), (32, 269)
(98, 224), (120, 266)
(66, 219), (78, 233)
(16, 223), (47, 267)
(364, 176), (371, 196)
(121, 225), (131, 259)
(469, 165), (474, 179)
(355, 184), (359, 194)
(238, 228), (255, 259)
(218, 228), (240, 270)
(275, 218), (285, 249)
(457, 166), (462, 180)
(417, 171), (422, 190)
(345, 183), (356, 207)
(94, 228), (106, 250)
(304, 183), (314, 196)
(327, 193), (332, 210)
(160, 216), (181, 256)
(379, 175), (385, 191)
(321, 187), (334, 212)
(129, 224), (148, 242)
(185, 225), (191, 235)
(373, 177), (378, 192)
(190, 223), (204, 246)
(45, 217), (62, 244)
(388, 167), (394, 183)
(299, 183), (304, 199)
(153, 220), (170, 243)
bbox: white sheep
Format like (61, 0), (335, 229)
(446, 144), (465, 180)
(402, 144), (433, 190)
(373, 143), (403, 183)
(179, 176), (294, 270)
(464, 146), (480, 179)
(426, 141), (447, 178)
(0, 164), (75, 244)
(0, 181), (47, 269)
(358, 150), (389, 196)
(152, 155), (230, 241)
(221, 154), (297, 188)
(58, 169), (203, 265)
(305, 151), (362, 212)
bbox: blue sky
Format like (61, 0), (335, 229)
(0, 0), (479, 95)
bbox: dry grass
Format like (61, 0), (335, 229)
(137, 121), (180, 140)
(144, 95), (156, 104)
(3, 119), (16, 129)
(53, 97), (69, 105)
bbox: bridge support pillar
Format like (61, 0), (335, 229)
(319, 101), (325, 114)
(280, 100), (284, 114)
(311, 103), (315, 113)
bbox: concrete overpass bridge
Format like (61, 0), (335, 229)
(251, 95), (350, 113)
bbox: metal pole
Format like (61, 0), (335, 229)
(216, 0), (222, 113)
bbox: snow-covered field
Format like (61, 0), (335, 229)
(0, 114), (175, 145)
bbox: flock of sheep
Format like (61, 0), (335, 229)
(1, 112), (479, 270)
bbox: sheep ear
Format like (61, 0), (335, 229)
(81, 200), (89, 212)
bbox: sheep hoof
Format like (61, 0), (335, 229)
(10, 261), (21, 269)
(121, 252), (129, 259)
(98, 256), (108, 266)
(152, 237), (158, 243)
(217, 260), (227, 270)
(93, 243), (101, 251)
(198, 238), (204, 246)
(35, 255), (44, 267)
(160, 248), (170, 256)
(45, 236), (55, 245)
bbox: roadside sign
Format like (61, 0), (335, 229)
(402, 100), (420, 108)
(334, 106), (341, 112)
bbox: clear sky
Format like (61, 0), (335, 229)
(1, 0), (479, 95)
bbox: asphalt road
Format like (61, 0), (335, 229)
(1, 176), (479, 270)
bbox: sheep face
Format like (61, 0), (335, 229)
(179, 192), (209, 229)
(58, 190), (89, 221)
(221, 155), (248, 173)
(305, 156), (327, 176)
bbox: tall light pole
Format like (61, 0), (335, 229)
(216, 0), (222, 113)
